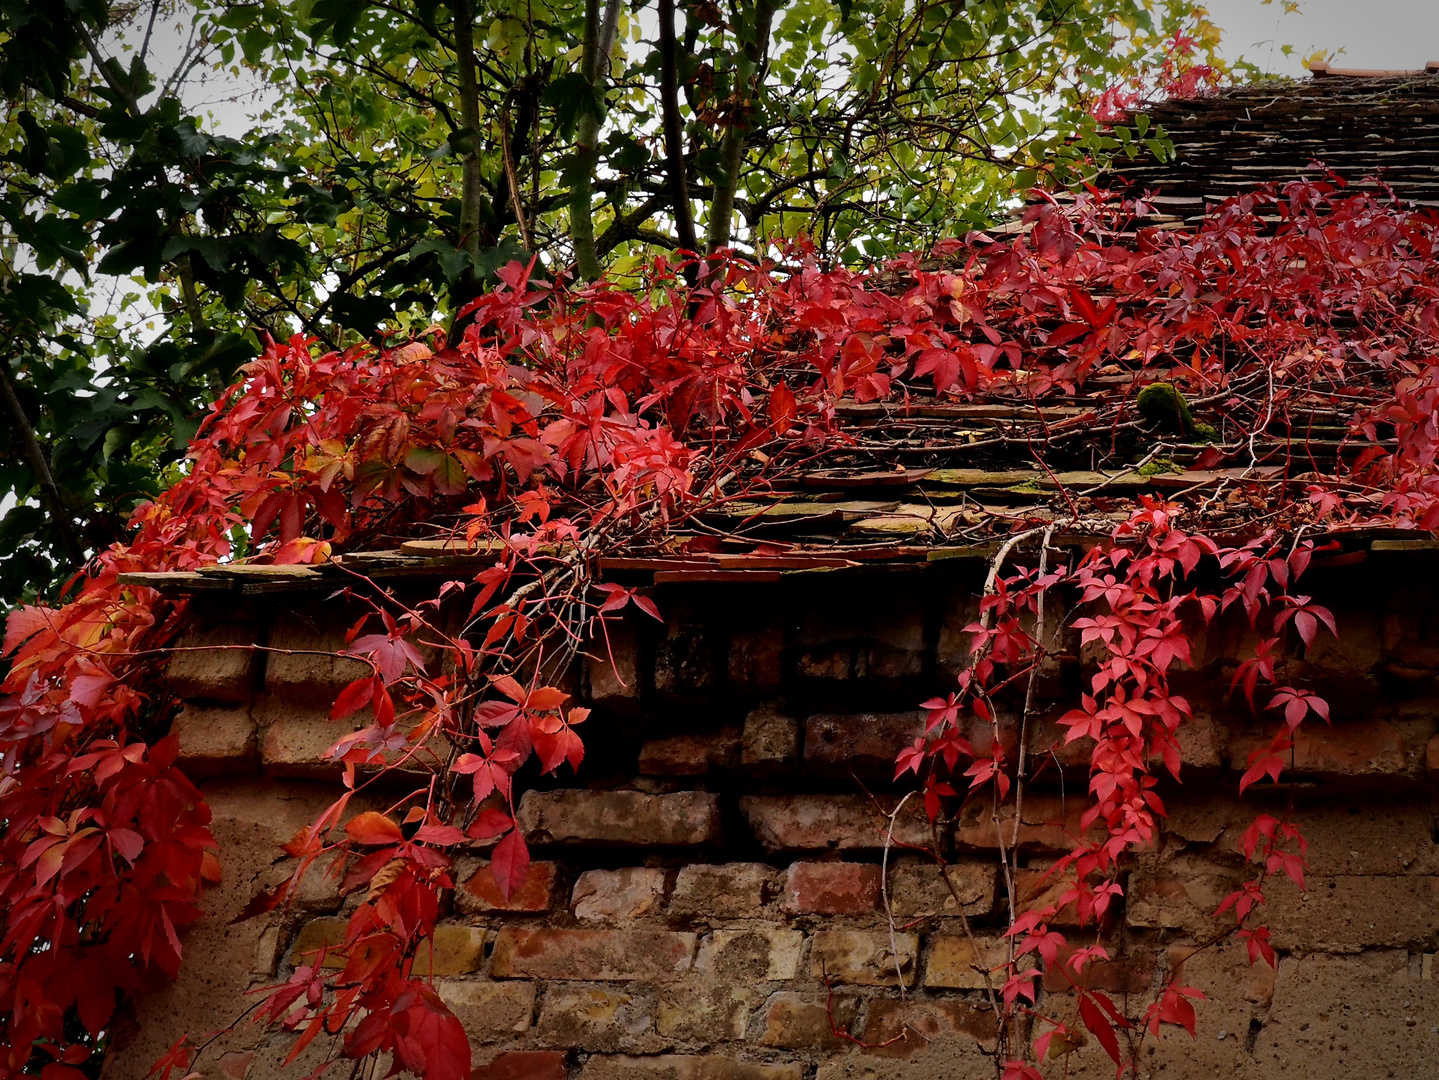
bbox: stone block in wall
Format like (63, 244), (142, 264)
(936, 585), (983, 679)
(572, 867), (667, 921)
(954, 793), (1086, 854)
(170, 705), (257, 776)
(537, 983), (656, 1052)
(580, 1056), (802, 1080)
(754, 991), (859, 1050)
(1041, 944), (1155, 994)
(163, 622), (261, 704)
(783, 862), (880, 915)
(888, 858), (996, 919)
(803, 711), (923, 776)
(741, 706), (799, 770)
(457, 859), (559, 914)
(289, 917), (347, 968)
(696, 929), (805, 981)
(1266, 874), (1439, 951)
(586, 618), (641, 708)
(670, 863), (777, 918)
(795, 593), (925, 681)
(263, 610), (369, 703)
(434, 979), (535, 1039)
(472, 1052), (568, 1080)
(1384, 580), (1439, 676)
(653, 604), (720, 697)
(638, 727), (742, 776)
(729, 615), (784, 693)
(1229, 717), (1407, 779)
(491, 928), (697, 981)
(1127, 867), (1242, 937)
(739, 794), (927, 854)
(860, 997), (999, 1060)
(924, 936), (1009, 990)
(657, 978), (758, 1040)
(809, 930), (918, 987)
(254, 698), (354, 779)
(518, 789), (721, 847)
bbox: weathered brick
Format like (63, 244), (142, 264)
(1013, 867), (1085, 927)
(657, 979), (758, 1040)
(1384, 582), (1439, 675)
(653, 607), (720, 697)
(638, 728), (742, 776)
(255, 698), (352, 779)
(457, 859), (558, 914)
(491, 928), (696, 981)
(1230, 718), (1407, 778)
(861, 997), (998, 1059)
(1266, 875), (1439, 951)
(537, 984), (655, 1052)
(739, 794), (927, 853)
(803, 712), (923, 776)
(783, 862), (880, 915)
(888, 859), (996, 919)
(755, 991), (859, 1050)
(741, 706), (799, 769)
(519, 789), (721, 847)
(586, 619), (641, 706)
(670, 863), (776, 918)
(434, 979), (535, 1038)
(809, 930), (918, 987)
(417, 924), (487, 976)
(289, 917), (347, 968)
(580, 1056), (802, 1080)
(795, 597), (924, 681)
(170, 705), (257, 776)
(954, 793), (1086, 853)
(696, 929), (805, 981)
(730, 622), (784, 694)
(572, 867), (667, 921)
(472, 1051), (568, 1080)
(1127, 867), (1240, 936)
(263, 611), (370, 702)
(924, 936), (1009, 990)
(164, 623), (260, 704)
(1041, 944), (1154, 993)
(1428, 733), (1439, 778)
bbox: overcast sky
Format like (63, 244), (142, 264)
(1204, 0), (1439, 76)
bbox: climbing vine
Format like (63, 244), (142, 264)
(3, 178), (1438, 1078)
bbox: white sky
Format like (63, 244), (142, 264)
(1203, 0), (1439, 76)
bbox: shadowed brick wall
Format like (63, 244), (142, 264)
(105, 553), (1439, 1080)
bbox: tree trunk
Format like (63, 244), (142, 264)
(0, 358), (84, 570)
(453, 0), (485, 298)
(706, 0), (778, 253)
(659, 0), (699, 277)
(571, 0), (622, 282)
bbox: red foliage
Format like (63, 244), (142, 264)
(4, 179), (1439, 1076)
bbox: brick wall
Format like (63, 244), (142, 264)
(105, 555), (1439, 1080)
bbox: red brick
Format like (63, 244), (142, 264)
(739, 794), (927, 853)
(472, 1051), (568, 1080)
(638, 728), (741, 776)
(458, 860), (558, 914)
(1428, 733), (1439, 778)
(803, 712), (923, 776)
(955, 793), (1087, 853)
(518, 790), (720, 847)
(490, 928), (696, 981)
(1014, 867), (1084, 927)
(571, 868), (666, 920)
(783, 862), (880, 915)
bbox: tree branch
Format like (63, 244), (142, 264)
(706, 0), (778, 253)
(658, 0), (699, 269)
(0, 356), (85, 570)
